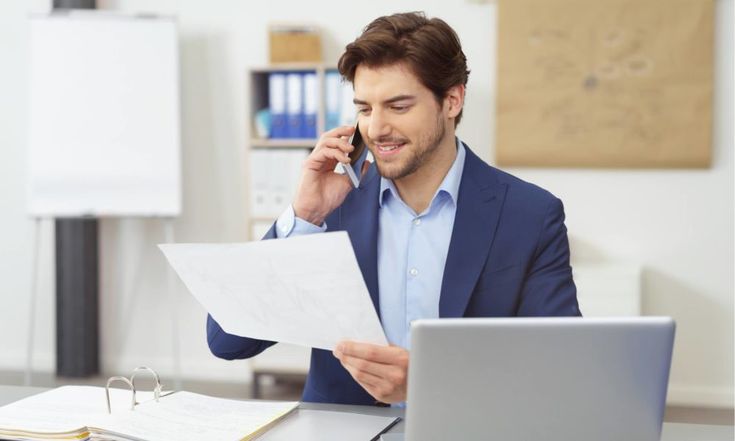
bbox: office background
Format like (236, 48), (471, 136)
(0, 0), (732, 411)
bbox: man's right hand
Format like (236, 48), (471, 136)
(292, 125), (369, 225)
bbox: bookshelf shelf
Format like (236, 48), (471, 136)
(244, 63), (354, 390)
(250, 138), (317, 148)
(247, 64), (352, 242)
(250, 63), (330, 73)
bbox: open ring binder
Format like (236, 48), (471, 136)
(131, 366), (163, 404)
(0, 366), (311, 440)
(105, 366), (164, 414)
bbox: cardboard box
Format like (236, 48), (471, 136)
(269, 24), (322, 63)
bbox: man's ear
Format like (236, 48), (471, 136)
(444, 84), (465, 120)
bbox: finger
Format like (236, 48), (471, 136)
(345, 368), (386, 402)
(339, 358), (383, 389)
(317, 136), (355, 154)
(340, 354), (396, 379)
(321, 125), (356, 140)
(336, 341), (407, 365)
(306, 145), (350, 169)
(340, 358), (402, 404)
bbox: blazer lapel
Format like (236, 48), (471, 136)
(341, 164), (382, 318)
(439, 146), (507, 317)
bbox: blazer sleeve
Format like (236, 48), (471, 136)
(205, 223), (280, 360)
(207, 314), (276, 360)
(517, 197), (582, 317)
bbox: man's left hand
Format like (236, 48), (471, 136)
(333, 341), (409, 404)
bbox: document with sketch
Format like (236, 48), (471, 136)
(160, 231), (388, 350)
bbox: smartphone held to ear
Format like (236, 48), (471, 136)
(342, 122), (367, 188)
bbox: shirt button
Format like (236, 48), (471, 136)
(413, 218), (421, 226)
(409, 268), (419, 277)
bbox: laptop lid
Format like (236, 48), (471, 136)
(405, 317), (675, 441)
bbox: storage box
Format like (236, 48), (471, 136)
(269, 24), (322, 63)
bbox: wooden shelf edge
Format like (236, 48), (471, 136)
(250, 63), (338, 73)
(250, 139), (316, 148)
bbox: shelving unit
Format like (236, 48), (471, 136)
(247, 63), (337, 148)
(245, 64), (350, 396)
(246, 63), (350, 241)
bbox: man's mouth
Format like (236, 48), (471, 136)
(375, 142), (406, 155)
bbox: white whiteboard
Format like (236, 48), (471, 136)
(28, 12), (181, 217)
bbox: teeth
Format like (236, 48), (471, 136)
(378, 143), (403, 151)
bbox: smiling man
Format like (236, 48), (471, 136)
(207, 12), (581, 406)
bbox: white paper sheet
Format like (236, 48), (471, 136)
(159, 231), (388, 350)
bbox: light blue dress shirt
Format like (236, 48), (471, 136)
(275, 139), (466, 350)
(376, 140), (464, 349)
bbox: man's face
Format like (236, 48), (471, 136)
(353, 63), (449, 181)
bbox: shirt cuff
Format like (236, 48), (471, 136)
(275, 205), (327, 238)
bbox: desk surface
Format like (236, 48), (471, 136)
(0, 385), (731, 440)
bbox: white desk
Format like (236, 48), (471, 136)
(0, 385), (731, 440)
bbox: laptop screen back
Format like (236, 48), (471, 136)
(405, 317), (675, 441)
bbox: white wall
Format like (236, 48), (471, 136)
(0, 0), (731, 407)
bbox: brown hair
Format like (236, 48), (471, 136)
(338, 12), (470, 126)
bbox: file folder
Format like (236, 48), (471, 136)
(286, 72), (303, 139)
(249, 149), (309, 219)
(302, 72), (318, 138)
(269, 73), (287, 138)
(249, 149), (272, 217)
(325, 70), (341, 131)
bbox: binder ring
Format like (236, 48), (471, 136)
(105, 376), (135, 414)
(131, 366), (163, 404)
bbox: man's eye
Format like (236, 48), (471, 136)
(391, 106), (409, 112)
(357, 108), (371, 115)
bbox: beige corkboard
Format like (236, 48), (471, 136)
(496, 0), (714, 168)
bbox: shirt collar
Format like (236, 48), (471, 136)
(379, 137), (466, 210)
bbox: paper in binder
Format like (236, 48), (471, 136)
(286, 72), (303, 139)
(269, 73), (287, 139)
(250, 149), (309, 219)
(0, 367), (297, 441)
(325, 70), (341, 131)
(270, 150), (290, 215)
(268, 150), (310, 218)
(302, 72), (318, 139)
(249, 150), (272, 218)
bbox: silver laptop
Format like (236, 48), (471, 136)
(405, 317), (675, 441)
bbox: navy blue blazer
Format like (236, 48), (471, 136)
(207, 144), (580, 405)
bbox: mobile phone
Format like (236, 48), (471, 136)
(343, 122), (366, 188)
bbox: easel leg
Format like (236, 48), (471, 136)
(25, 218), (42, 386)
(164, 219), (182, 390)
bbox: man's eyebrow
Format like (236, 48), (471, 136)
(353, 95), (416, 106)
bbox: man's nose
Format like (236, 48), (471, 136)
(366, 110), (391, 142)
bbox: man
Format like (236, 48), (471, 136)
(207, 12), (580, 406)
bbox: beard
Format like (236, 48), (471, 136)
(370, 112), (447, 181)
